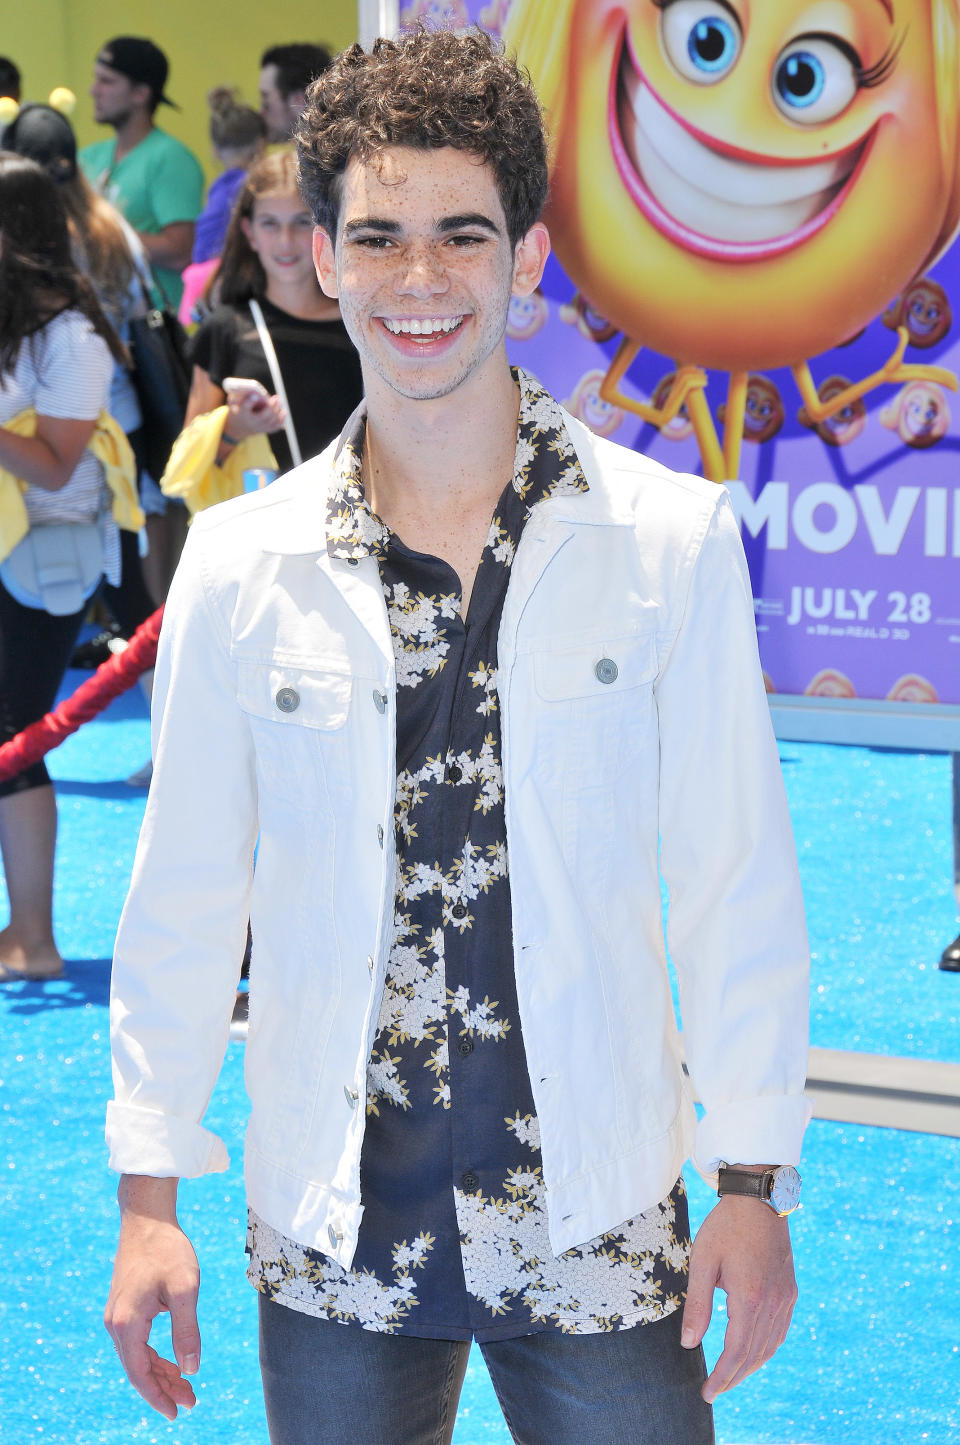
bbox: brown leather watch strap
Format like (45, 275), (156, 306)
(716, 1165), (774, 1201)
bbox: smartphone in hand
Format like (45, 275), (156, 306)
(223, 377), (270, 411)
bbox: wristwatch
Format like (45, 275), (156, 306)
(717, 1163), (802, 1217)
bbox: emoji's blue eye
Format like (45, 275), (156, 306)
(775, 51), (825, 109)
(688, 18), (738, 74)
(772, 39), (859, 124)
(661, 2), (742, 85)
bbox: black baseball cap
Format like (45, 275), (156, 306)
(1, 103), (77, 183)
(97, 36), (178, 109)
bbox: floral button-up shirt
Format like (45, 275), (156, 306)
(247, 370), (690, 1340)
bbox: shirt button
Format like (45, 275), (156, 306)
(456, 1036), (474, 1057)
(377, 825), (384, 847)
(275, 687), (300, 712)
(595, 657), (619, 685)
(373, 689), (387, 713)
(460, 1170), (480, 1194)
(346, 556), (360, 568)
(451, 902), (468, 919)
(344, 1085), (359, 1107)
(446, 763), (462, 783)
(328, 1224), (343, 1247)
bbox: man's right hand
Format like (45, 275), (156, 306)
(103, 1174), (201, 1421)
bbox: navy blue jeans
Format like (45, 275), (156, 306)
(259, 1295), (715, 1444)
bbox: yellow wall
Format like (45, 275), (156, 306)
(3, 0), (358, 180)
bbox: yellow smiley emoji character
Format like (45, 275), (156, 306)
(506, 0), (960, 480)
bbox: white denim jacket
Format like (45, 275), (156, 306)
(107, 411), (811, 1267)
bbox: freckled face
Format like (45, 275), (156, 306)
(314, 146), (549, 406)
(544, 0), (946, 369)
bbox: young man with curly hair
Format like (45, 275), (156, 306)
(104, 29), (810, 1444)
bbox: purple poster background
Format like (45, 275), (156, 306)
(400, 0), (960, 709)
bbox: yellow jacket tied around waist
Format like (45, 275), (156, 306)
(0, 408), (142, 563)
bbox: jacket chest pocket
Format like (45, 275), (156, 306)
(531, 633), (659, 789)
(533, 634), (657, 702)
(236, 661), (352, 810)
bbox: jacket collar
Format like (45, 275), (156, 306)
(258, 379), (638, 558)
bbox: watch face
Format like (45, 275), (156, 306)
(769, 1165), (802, 1215)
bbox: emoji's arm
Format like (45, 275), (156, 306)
(600, 339), (727, 482)
(792, 327), (958, 421)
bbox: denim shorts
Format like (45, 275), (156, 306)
(259, 1295), (715, 1444)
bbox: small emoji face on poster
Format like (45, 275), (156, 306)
(563, 369), (625, 436)
(559, 291), (619, 343)
(798, 375), (867, 446)
(718, 374), (784, 443)
(400, 0), (470, 27)
(887, 674), (940, 702)
(650, 371), (694, 440)
(478, 0), (513, 34)
(883, 276), (952, 349)
(506, 289), (549, 341)
(507, 0), (960, 372)
(880, 380), (951, 448)
(805, 669), (857, 699)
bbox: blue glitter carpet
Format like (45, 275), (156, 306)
(1, 663), (957, 1444)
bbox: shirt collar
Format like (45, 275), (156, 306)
(325, 369), (588, 562)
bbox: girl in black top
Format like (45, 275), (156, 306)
(186, 150), (362, 473)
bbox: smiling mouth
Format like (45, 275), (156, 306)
(611, 37), (874, 262)
(380, 316), (465, 339)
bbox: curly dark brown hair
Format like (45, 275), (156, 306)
(295, 29), (548, 250)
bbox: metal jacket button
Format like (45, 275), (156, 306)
(328, 1224), (343, 1247)
(373, 689), (387, 713)
(346, 556), (360, 567)
(367, 955), (374, 974)
(275, 686), (300, 712)
(344, 1085), (359, 1107)
(377, 825), (384, 846)
(595, 657), (618, 685)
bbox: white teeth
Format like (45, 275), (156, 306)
(382, 317), (464, 336)
(619, 56), (858, 244)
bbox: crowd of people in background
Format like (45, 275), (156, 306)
(0, 35), (363, 982)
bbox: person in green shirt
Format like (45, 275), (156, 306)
(80, 37), (204, 309)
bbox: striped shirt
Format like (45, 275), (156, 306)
(0, 309), (120, 587)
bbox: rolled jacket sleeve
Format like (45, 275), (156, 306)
(655, 490), (813, 1179)
(106, 522), (258, 1177)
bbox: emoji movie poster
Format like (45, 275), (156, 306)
(402, 0), (960, 712)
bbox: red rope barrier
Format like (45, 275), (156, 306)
(0, 606), (164, 784)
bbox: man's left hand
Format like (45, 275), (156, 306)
(680, 1195), (798, 1403)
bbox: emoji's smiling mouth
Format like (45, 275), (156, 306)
(611, 35), (875, 261)
(909, 312), (940, 336)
